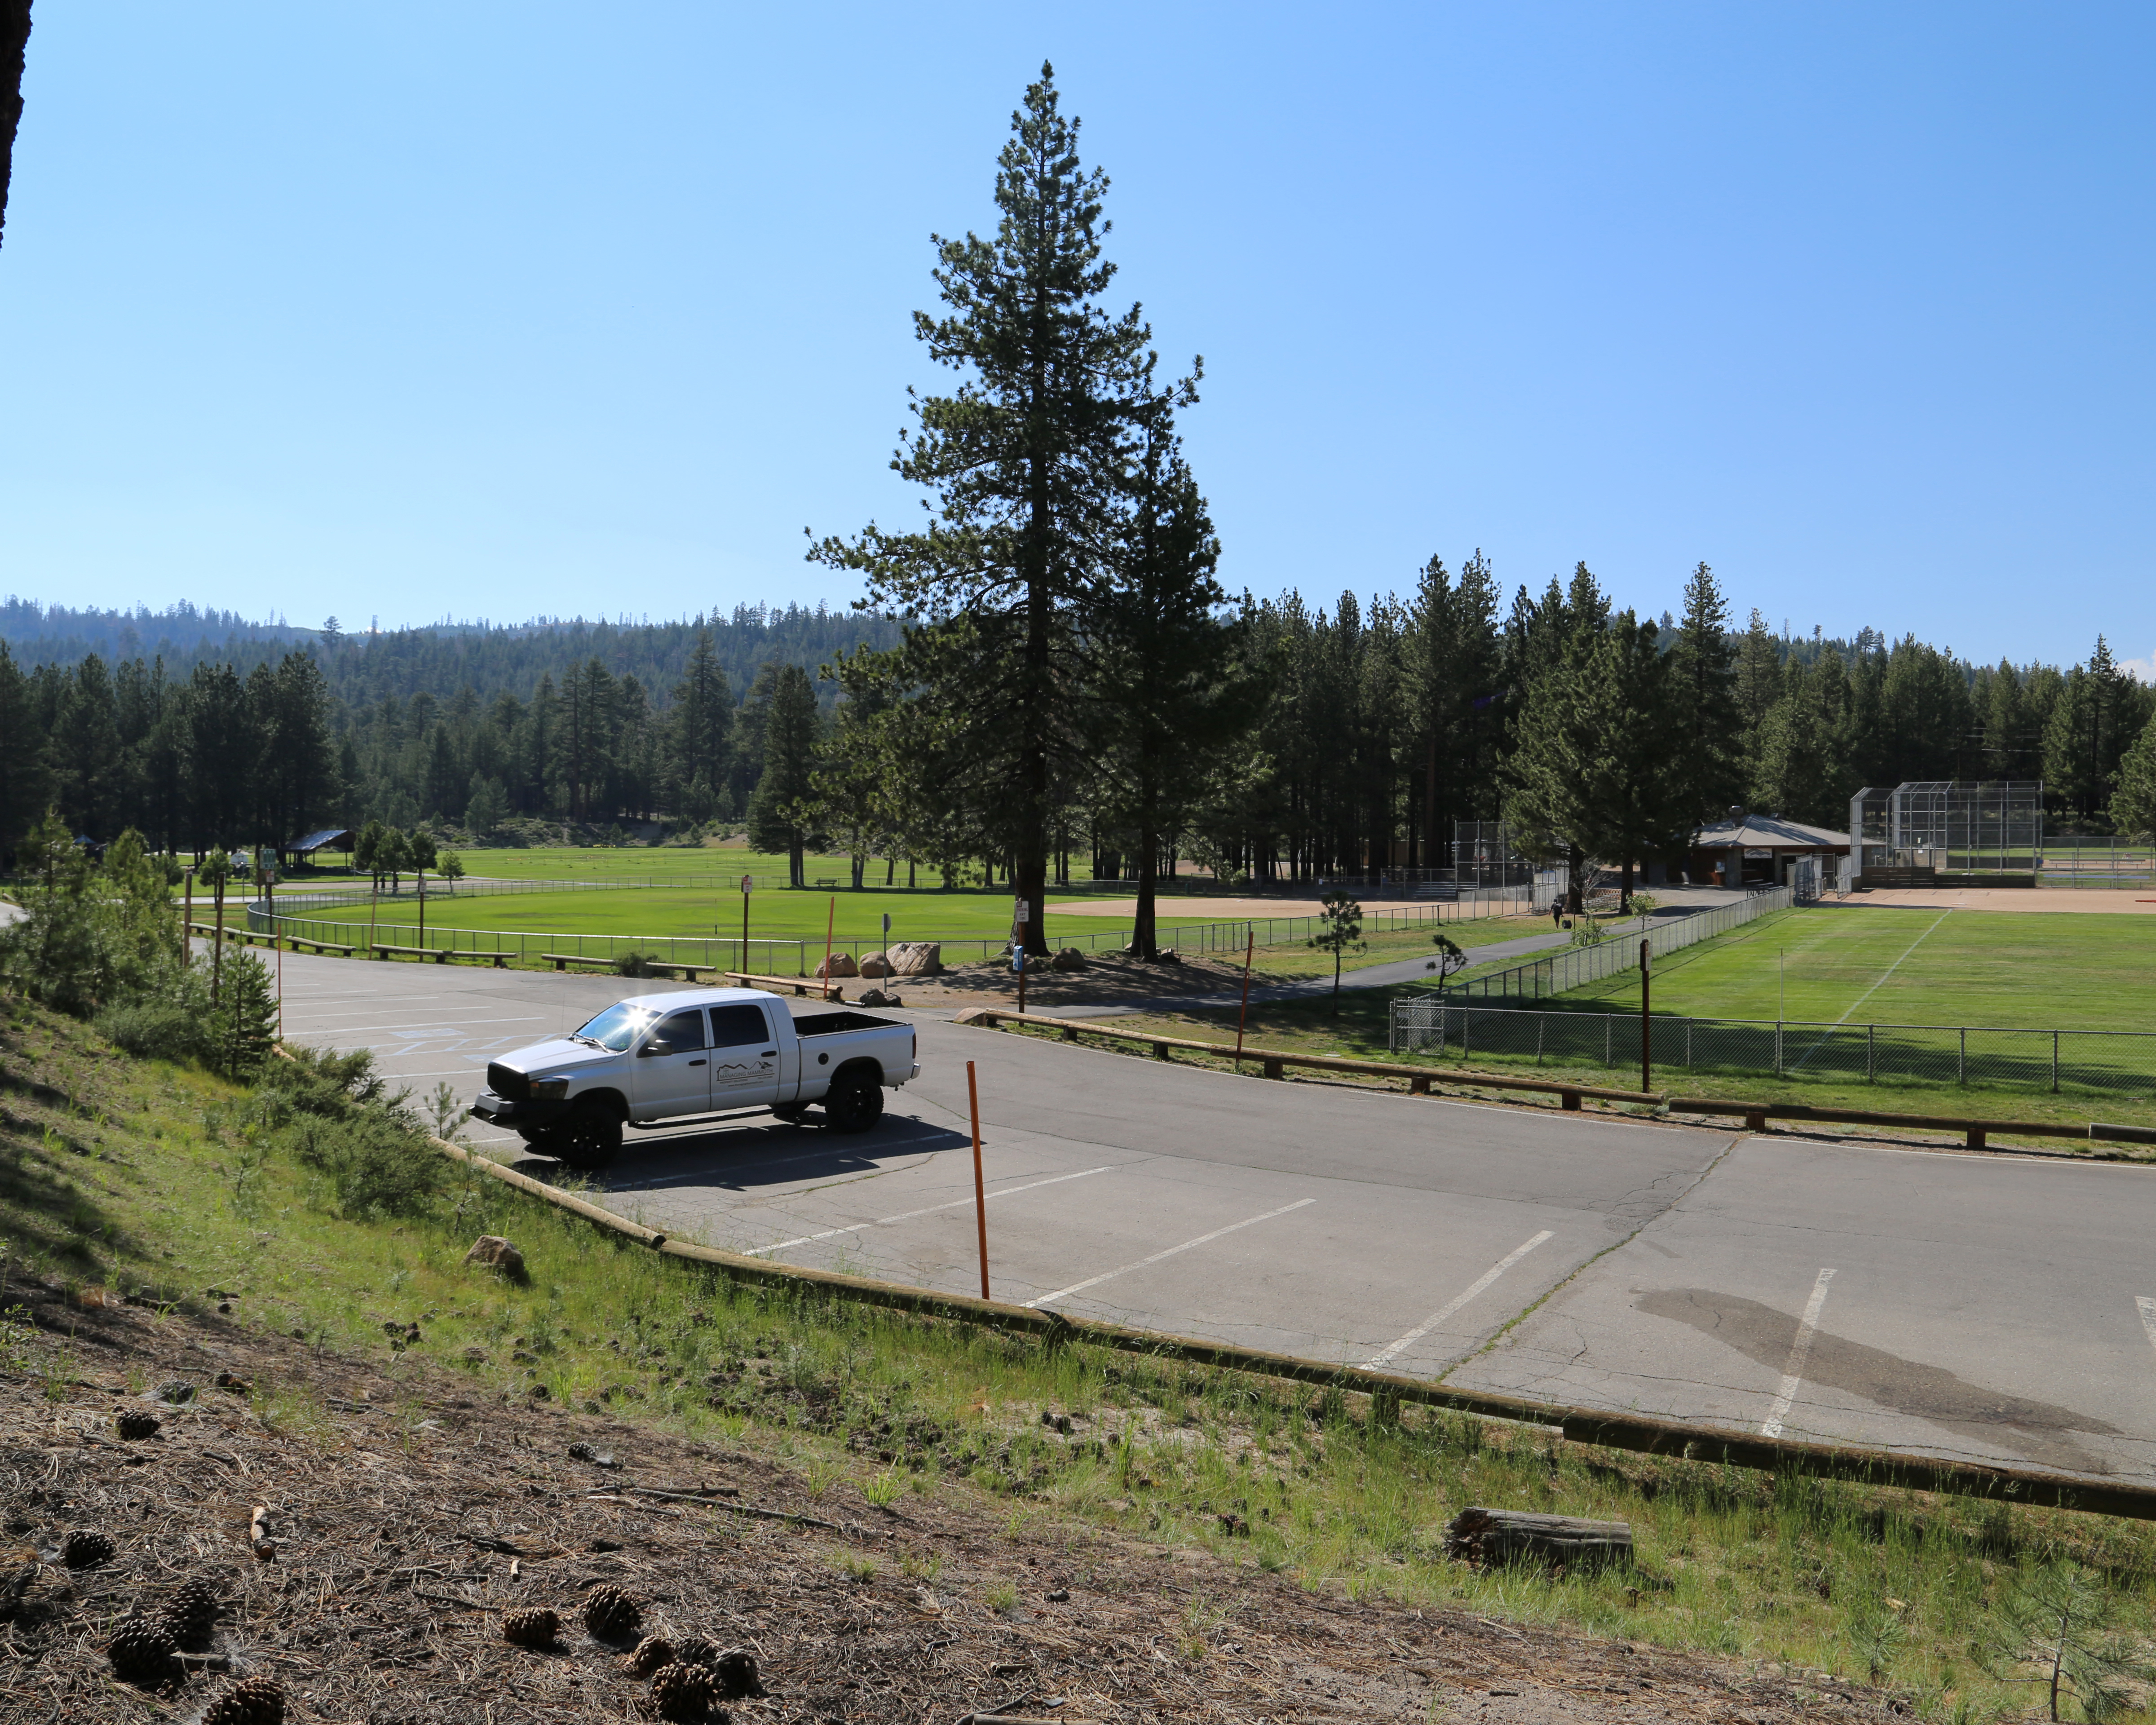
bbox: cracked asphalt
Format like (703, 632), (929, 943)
(265, 947), (2156, 1485)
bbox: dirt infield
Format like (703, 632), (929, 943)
(1839, 887), (2156, 915)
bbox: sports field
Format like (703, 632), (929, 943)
(289, 885), (1226, 946)
(1568, 904), (2156, 1031)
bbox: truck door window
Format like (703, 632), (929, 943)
(708, 1004), (771, 1049)
(647, 1008), (707, 1054)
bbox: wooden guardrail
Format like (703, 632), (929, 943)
(540, 952), (730, 983)
(422, 1128), (2156, 1520)
(724, 969), (842, 1002)
(960, 1009), (2156, 1155)
(957, 1008), (1659, 1109)
(371, 943), (509, 968)
(189, 919), (353, 958)
(1666, 1097), (2156, 1152)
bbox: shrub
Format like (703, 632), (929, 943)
(94, 1001), (206, 1064)
(614, 951), (675, 979)
(284, 1110), (443, 1218)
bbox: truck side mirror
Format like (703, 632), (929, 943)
(639, 1039), (672, 1057)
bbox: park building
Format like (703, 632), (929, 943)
(1683, 812), (1851, 895)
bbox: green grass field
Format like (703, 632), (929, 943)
(1559, 906), (2156, 1032)
(284, 885), (1228, 946)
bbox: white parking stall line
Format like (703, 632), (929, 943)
(1361, 1230), (1554, 1369)
(2136, 1296), (2156, 1358)
(1025, 1198), (1316, 1310)
(748, 1166), (1114, 1257)
(1760, 1267), (1837, 1439)
(283, 1015), (550, 1036)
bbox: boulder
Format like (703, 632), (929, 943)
(857, 951), (894, 978)
(884, 942), (942, 977)
(1050, 948), (1088, 973)
(464, 1235), (526, 1278)
(815, 952), (858, 979)
(857, 987), (902, 1008)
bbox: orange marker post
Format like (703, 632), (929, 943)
(824, 894), (836, 998)
(966, 1061), (990, 1299)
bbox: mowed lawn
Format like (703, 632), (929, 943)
(288, 885), (1228, 945)
(1564, 904), (2156, 1031)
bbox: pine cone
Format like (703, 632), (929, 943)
(500, 1606), (560, 1649)
(621, 1632), (676, 1676)
(650, 1659), (719, 1722)
(161, 1575), (223, 1648)
(201, 1673), (286, 1725)
(115, 1410), (161, 1440)
(711, 1647), (765, 1698)
(107, 1616), (181, 1688)
(60, 1529), (114, 1569)
(581, 1581), (641, 1641)
(671, 1633), (719, 1668)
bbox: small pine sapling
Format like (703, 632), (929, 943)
(1980, 1562), (2156, 1722)
(1306, 891), (1364, 1005)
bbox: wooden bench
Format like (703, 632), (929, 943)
(723, 969), (842, 1001)
(292, 937), (356, 957)
(539, 952), (716, 981)
(372, 944), (509, 968)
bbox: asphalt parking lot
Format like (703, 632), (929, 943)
(270, 949), (2156, 1484)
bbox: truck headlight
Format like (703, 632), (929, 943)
(530, 1077), (571, 1101)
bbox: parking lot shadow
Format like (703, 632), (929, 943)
(501, 1112), (969, 1196)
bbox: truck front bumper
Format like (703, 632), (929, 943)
(469, 1089), (569, 1132)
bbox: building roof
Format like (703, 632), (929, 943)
(1691, 814), (1850, 850)
(288, 827), (356, 853)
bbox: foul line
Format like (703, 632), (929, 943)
(1025, 1199), (1316, 1310)
(1760, 1267), (1836, 1438)
(1831, 910), (1953, 1027)
(1363, 1230), (1555, 1369)
(749, 1166), (1113, 1257)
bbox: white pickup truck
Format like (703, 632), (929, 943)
(469, 987), (919, 1170)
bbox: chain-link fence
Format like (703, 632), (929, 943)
(2037, 834), (2156, 889)
(243, 885), (1537, 971)
(1438, 887), (1794, 1004)
(1389, 1000), (2156, 1099)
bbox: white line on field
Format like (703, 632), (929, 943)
(1361, 1230), (1555, 1368)
(748, 1166), (1113, 1256)
(1830, 913), (1952, 1026)
(1760, 1267), (1837, 1438)
(2135, 1296), (2156, 1360)
(1025, 1198), (1316, 1310)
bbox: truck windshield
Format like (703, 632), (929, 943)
(571, 1002), (658, 1052)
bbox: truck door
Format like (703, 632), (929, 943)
(632, 1007), (714, 1121)
(707, 1001), (783, 1110)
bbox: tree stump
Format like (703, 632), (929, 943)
(1443, 1507), (1632, 1570)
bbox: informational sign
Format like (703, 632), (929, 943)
(1013, 899), (1030, 928)
(740, 874), (754, 894)
(882, 912), (892, 936)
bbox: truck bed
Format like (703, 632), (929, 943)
(794, 1010), (901, 1037)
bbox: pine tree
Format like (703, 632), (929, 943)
(0, 639), (51, 863)
(811, 62), (1159, 955)
(667, 628), (733, 818)
(746, 664), (822, 885)
(1668, 562), (1743, 826)
(1092, 408), (1255, 960)
(213, 951), (279, 1079)
(1732, 609), (1784, 770)
(2110, 708), (2156, 841)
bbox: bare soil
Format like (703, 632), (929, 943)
(0, 1282), (1907, 1723)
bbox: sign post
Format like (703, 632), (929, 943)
(1236, 928), (1256, 1059)
(181, 867), (194, 968)
(1639, 938), (1652, 1093)
(823, 894), (836, 997)
(740, 873), (753, 973)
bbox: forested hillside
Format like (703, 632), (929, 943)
(2, 570), (2151, 883)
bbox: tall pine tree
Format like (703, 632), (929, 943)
(811, 63), (1159, 955)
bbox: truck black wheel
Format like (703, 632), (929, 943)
(824, 1072), (884, 1134)
(552, 1101), (622, 1171)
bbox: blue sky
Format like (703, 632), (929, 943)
(1, 3), (2150, 673)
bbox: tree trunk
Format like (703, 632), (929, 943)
(1443, 1508), (1632, 1571)
(1566, 843), (1585, 914)
(1132, 821), (1158, 960)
